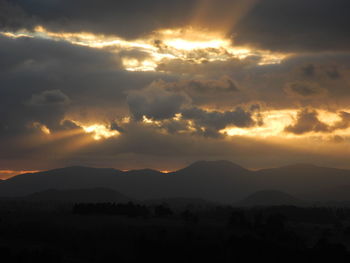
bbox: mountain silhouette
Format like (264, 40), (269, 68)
(0, 166), (121, 197)
(24, 187), (131, 203)
(254, 164), (350, 200)
(175, 160), (248, 176)
(1, 161), (350, 203)
(239, 190), (307, 207)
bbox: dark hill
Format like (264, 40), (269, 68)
(0, 166), (121, 197)
(175, 160), (249, 176)
(254, 164), (350, 200)
(124, 169), (164, 176)
(24, 188), (132, 203)
(239, 190), (307, 207)
(145, 197), (219, 210)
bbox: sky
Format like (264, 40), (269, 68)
(1, 0), (350, 177)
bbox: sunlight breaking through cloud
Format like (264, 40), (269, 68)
(69, 121), (119, 140)
(1, 26), (288, 71)
(221, 109), (350, 139)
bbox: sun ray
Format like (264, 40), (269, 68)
(68, 121), (120, 141)
(1, 25), (289, 72)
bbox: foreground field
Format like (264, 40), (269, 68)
(1, 202), (350, 262)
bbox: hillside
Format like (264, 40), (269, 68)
(239, 190), (307, 207)
(24, 187), (132, 203)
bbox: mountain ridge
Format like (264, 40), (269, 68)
(2, 160), (350, 202)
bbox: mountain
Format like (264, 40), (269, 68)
(166, 160), (254, 201)
(0, 166), (122, 197)
(254, 164), (350, 200)
(124, 169), (163, 177)
(24, 188), (131, 203)
(175, 160), (248, 176)
(239, 190), (307, 207)
(1, 161), (350, 203)
(0, 161), (254, 201)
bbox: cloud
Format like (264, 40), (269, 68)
(285, 109), (330, 135)
(0, 34), (131, 138)
(157, 57), (257, 76)
(297, 63), (343, 81)
(234, 0), (350, 52)
(29, 89), (70, 106)
(0, 0), (37, 31)
(126, 79), (260, 137)
(0, 33), (177, 136)
(333, 111), (350, 130)
(147, 76), (241, 108)
(285, 109), (350, 135)
(186, 77), (239, 93)
(182, 106), (258, 137)
(300, 64), (316, 78)
(284, 82), (327, 98)
(3, 119), (350, 172)
(0, 0), (195, 38)
(159, 119), (190, 134)
(1, 1), (350, 171)
(2, 0), (350, 53)
(127, 81), (191, 121)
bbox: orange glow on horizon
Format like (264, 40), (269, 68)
(0, 170), (40, 180)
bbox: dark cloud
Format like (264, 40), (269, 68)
(182, 107), (256, 129)
(3, 119), (350, 172)
(333, 111), (350, 130)
(186, 77), (239, 93)
(126, 80), (260, 137)
(297, 63), (343, 81)
(285, 109), (330, 135)
(0, 0), (37, 31)
(226, 52), (350, 110)
(150, 76), (242, 108)
(326, 66), (341, 80)
(29, 89), (70, 106)
(0, 0), (195, 38)
(284, 82), (327, 98)
(0, 34), (117, 136)
(157, 57), (258, 76)
(110, 122), (125, 134)
(2, 0), (349, 53)
(1, 0), (350, 171)
(0, 32), (181, 133)
(234, 0), (350, 52)
(181, 106), (259, 137)
(159, 119), (190, 134)
(300, 64), (316, 78)
(127, 81), (191, 121)
(0, 0), (257, 40)
(285, 109), (350, 135)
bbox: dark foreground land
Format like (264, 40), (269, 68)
(1, 202), (350, 262)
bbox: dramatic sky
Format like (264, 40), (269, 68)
(1, 0), (350, 177)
